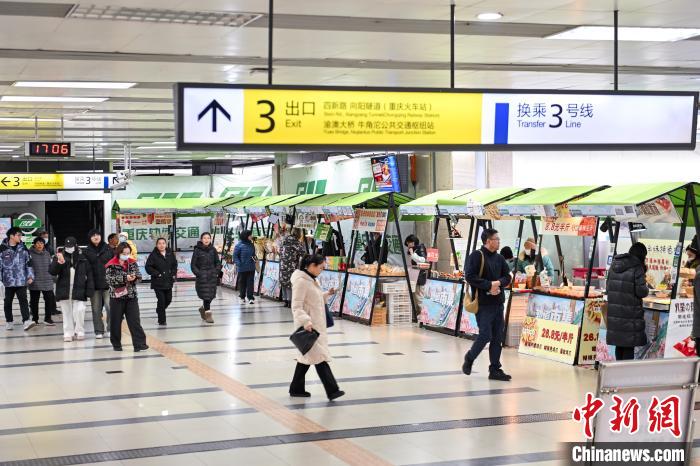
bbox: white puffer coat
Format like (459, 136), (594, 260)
(291, 269), (330, 365)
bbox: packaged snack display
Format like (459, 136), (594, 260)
(348, 263), (405, 277)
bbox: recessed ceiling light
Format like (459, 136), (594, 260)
(0, 149), (14, 152)
(547, 25), (700, 42)
(0, 117), (61, 122)
(152, 141), (176, 145)
(0, 145), (20, 149)
(13, 82), (136, 89)
(135, 146), (177, 150)
(476, 12), (502, 21)
(156, 155), (165, 158)
(0, 96), (109, 103)
(11, 155), (20, 158)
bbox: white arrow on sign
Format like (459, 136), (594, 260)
(182, 88), (244, 144)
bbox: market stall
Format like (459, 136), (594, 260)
(497, 185), (610, 365)
(568, 181), (700, 362)
(431, 187), (532, 337)
(330, 191), (414, 325)
(113, 197), (226, 281)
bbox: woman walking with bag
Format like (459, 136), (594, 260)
(191, 232), (221, 323)
(145, 238), (178, 326)
(105, 243), (148, 352)
(289, 253), (344, 401)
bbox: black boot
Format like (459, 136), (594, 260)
(289, 362), (311, 397)
(315, 362), (343, 400)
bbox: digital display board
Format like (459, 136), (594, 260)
(370, 154), (400, 192)
(25, 142), (73, 157)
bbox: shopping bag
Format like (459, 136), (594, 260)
(464, 251), (484, 314)
(289, 326), (320, 355)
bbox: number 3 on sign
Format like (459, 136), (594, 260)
(256, 100), (275, 133)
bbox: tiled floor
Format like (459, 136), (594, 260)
(0, 283), (690, 465)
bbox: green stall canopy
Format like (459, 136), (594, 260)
(498, 185), (607, 217)
(569, 181), (700, 224)
(295, 193), (358, 212)
(271, 194), (324, 209)
(400, 189), (475, 221)
(113, 198), (224, 214)
(204, 195), (252, 212)
(325, 192), (413, 209)
(437, 187), (533, 217)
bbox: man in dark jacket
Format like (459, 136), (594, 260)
(606, 242), (649, 360)
(233, 230), (257, 305)
(462, 228), (512, 381)
(49, 237), (94, 342)
(145, 238), (178, 326)
(84, 229), (113, 339)
(28, 237), (56, 326)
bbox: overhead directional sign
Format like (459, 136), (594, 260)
(0, 173), (118, 191)
(175, 84), (698, 151)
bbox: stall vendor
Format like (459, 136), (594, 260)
(686, 235), (699, 271)
(500, 246), (515, 273)
(517, 237), (555, 279)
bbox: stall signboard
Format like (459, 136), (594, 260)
(518, 293), (585, 364)
(400, 205), (436, 217)
(439, 201), (499, 218)
(569, 195), (681, 223)
(247, 207), (268, 221)
(371, 154), (400, 192)
(260, 260), (281, 299)
(313, 224), (332, 241)
(665, 298), (696, 358)
(318, 270), (344, 314)
(268, 205), (288, 215)
(639, 239), (677, 289)
(322, 205), (354, 222)
(221, 262), (237, 288)
(342, 273), (377, 320)
(0, 173), (118, 191)
(295, 211), (318, 230)
(438, 205), (469, 217)
(426, 248), (439, 263)
(118, 213), (174, 251)
(177, 84), (697, 151)
(541, 216), (597, 237)
(578, 298), (605, 365)
(418, 279), (462, 330)
(353, 209), (388, 233)
(498, 204), (547, 217)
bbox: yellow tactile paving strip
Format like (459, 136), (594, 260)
(122, 323), (392, 466)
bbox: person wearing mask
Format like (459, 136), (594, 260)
(279, 228), (306, 308)
(606, 242), (650, 361)
(49, 237), (94, 342)
(84, 229), (113, 339)
(28, 237), (56, 326)
(145, 238), (178, 326)
(37, 230), (54, 255)
(105, 243), (147, 352)
(233, 230), (257, 305)
(517, 238), (555, 279)
(404, 234), (428, 316)
(117, 231), (138, 260)
(500, 246), (515, 273)
(685, 235), (699, 270)
(191, 232), (222, 323)
(462, 228), (512, 381)
(1, 227), (35, 331)
(289, 254), (344, 401)
(107, 233), (119, 254)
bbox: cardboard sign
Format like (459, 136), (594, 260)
(353, 208), (388, 233)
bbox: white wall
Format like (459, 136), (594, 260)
(512, 149), (700, 188)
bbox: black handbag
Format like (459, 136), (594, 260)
(289, 326), (320, 355)
(325, 304), (334, 328)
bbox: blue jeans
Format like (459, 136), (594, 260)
(465, 304), (504, 373)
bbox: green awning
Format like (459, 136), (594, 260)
(223, 196), (266, 210)
(498, 185), (606, 217)
(205, 195), (250, 211)
(243, 194), (298, 208)
(113, 198), (223, 214)
(295, 193), (357, 210)
(172, 197), (225, 214)
(400, 189), (475, 221)
(437, 187), (533, 217)
(325, 192), (386, 207)
(273, 194), (324, 208)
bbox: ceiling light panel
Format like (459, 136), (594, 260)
(0, 96), (108, 103)
(13, 81), (136, 89)
(68, 4), (263, 28)
(547, 26), (700, 42)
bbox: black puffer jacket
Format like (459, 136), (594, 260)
(191, 242), (221, 301)
(145, 248), (178, 290)
(84, 241), (113, 290)
(606, 253), (650, 347)
(49, 249), (95, 302)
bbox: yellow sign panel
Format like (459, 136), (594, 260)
(0, 174), (64, 190)
(519, 316), (580, 365)
(242, 89), (483, 145)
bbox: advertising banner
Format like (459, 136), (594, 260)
(426, 248), (439, 263)
(118, 213), (174, 251)
(221, 262), (237, 288)
(578, 298), (605, 365)
(518, 293), (585, 364)
(664, 298), (696, 359)
(342, 273), (376, 320)
(418, 279), (463, 330)
(260, 260), (281, 299)
(639, 239), (677, 289)
(541, 216), (597, 237)
(318, 270), (344, 315)
(137, 251), (194, 280)
(370, 154), (400, 192)
(353, 208), (388, 233)
(295, 211), (318, 230)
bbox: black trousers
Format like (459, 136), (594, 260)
(109, 297), (147, 349)
(4, 286), (29, 323)
(238, 271), (255, 300)
(289, 362), (339, 396)
(154, 289), (172, 324)
(202, 299), (212, 311)
(465, 304), (504, 373)
(30, 290), (57, 322)
(615, 346), (635, 361)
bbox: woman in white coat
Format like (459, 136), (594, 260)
(289, 254), (345, 400)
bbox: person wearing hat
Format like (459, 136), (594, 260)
(85, 229), (114, 339)
(517, 237), (555, 279)
(117, 231), (138, 261)
(49, 237), (95, 342)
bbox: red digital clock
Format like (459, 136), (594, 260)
(24, 142), (73, 157)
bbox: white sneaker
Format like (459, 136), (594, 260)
(105, 331), (111, 338)
(249, 300), (255, 305)
(76, 334), (85, 341)
(23, 321), (36, 331)
(96, 333), (103, 340)
(64, 336), (72, 342)
(5, 323), (13, 331)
